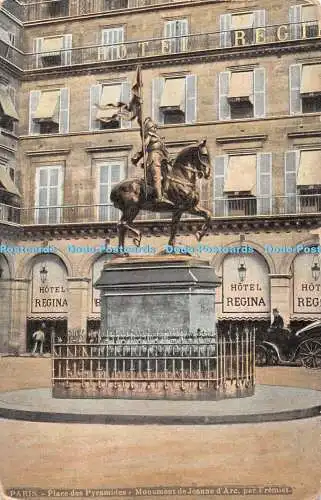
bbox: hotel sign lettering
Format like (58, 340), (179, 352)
(31, 258), (68, 314)
(293, 254), (321, 314)
(222, 254), (270, 314)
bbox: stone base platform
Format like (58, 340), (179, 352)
(0, 385), (320, 425)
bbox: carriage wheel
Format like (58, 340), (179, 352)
(255, 345), (268, 366)
(297, 339), (321, 369)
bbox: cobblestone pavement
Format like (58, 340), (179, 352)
(0, 358), (320, 500)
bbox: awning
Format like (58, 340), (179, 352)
(300, 64), (321, 94)
(0, 27), (11, 45)
(231, 12), (254, 29)
(33, 90), (60, 123)
(42, 37), (64, 56)
(0, 87), (19, 121)
(298, 150), (321, 186)
(228, 71), (253, 101)
(160, 78), (186, 110)
(224, 155), (257, 194)
(96, 85), (121, 121)
(0, 167), (21, 197)
(301, 5), (318, 22)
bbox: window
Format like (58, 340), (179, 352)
(290, 64), (321, 115)
(219, 68), (265, 120)
(105, 0), (128, 9)
(0, 86), (19, 132)
(29, 88), (69, 135)
(32, 90), (60, 134)
(163, 19), (188, 54)
(89, 82), (131, 130)
(152, 75), (197, 125)
(35, 166), (63, 224)
(96, 161), (124, 221)
(289, 5), (319, 40)
(213, 153), (272, 216)
(34, 35), (72, 68)
(285, 150), (321, 213)
(46, 0), (69, 18)
(99, 27), (125, 61)
(219, 10), (266, 48)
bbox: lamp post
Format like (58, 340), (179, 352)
(40, 265), (48, 284)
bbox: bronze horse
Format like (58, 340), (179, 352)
(110, 140), (212, 247)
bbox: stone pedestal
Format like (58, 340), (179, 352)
(95, 255), (221, 334)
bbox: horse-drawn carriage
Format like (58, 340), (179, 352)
(255, 320), (321, 368)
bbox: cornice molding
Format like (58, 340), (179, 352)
(288, 130), (321, 139)
(25, 149), (71, 157)
(85, 145), (133, 153)
(18, 214), (321, 241)
(216, 135), (267, 144)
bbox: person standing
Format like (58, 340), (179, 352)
(32, 323), (46, 355)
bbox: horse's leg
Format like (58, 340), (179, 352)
(118, 205), (141, 247)
(188, 204), (211, 241)
(117, 212), (126, 248)
(168, 210), (183, 247)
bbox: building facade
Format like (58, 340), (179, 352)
(1, 0), (321, 352)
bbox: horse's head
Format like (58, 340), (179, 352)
(197, 139), (211, 179)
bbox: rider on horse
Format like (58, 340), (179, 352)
(131, 117), (172, 204)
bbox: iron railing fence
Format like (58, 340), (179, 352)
(52, 329), (255, 399)
(1, 194), (318, 225)
(21, 0), (220, 22)
(24, 21), (321, 70)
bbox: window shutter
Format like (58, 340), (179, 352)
(99, 163), (124, 221)
(257, 153), (272, 214)
(29, 90), (41, 134)
(254, 67), (266, 118)
(289, 64), (302, 115)
(36, 166), (63, 223)
(8, 86), (17, 133)
(151, 78), (165, 124)
(185, 75), (197, 124)
(285, 151), (299, 213)
(218, 72), (230, 120)
(164, 20), (176, 53)
(33, 37), (43, 69)
(62, 34), (72, 66)
(214, 155), (227, 216)
(59, 88), (69, 134)
(289, 5), (302, 40)
(219, 14), (232, 48)
(89, 84), (102, 130)
(253, 9), (266, 27)
(177, 19), (189, 51)
(120, 81), (131, 129)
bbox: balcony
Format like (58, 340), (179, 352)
(22, 0), (212, 22)
(2, 194), (318, 226)
(0, 41), (24, 71)
(25, 22), (321, 72)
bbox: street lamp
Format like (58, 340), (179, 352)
(40, 265), (48, 284)
(237, 259), (247, 282)
(311, 256), (321, 282)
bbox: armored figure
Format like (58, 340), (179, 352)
(132, 117), (171, 204)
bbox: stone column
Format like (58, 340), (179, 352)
(0, 279), (12, 352)
(9, 279), (30, 353)
(269, 274), (292, 326)
(67, 278), (90, 334)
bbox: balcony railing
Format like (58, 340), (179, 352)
(25, 22), (321, 71)
(2, 0), (25, 20)
(22, 0), (212, 22)
(0, 194), (319, 226)
(0, 41), (24, 69)
(0, 203), (21, 224)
